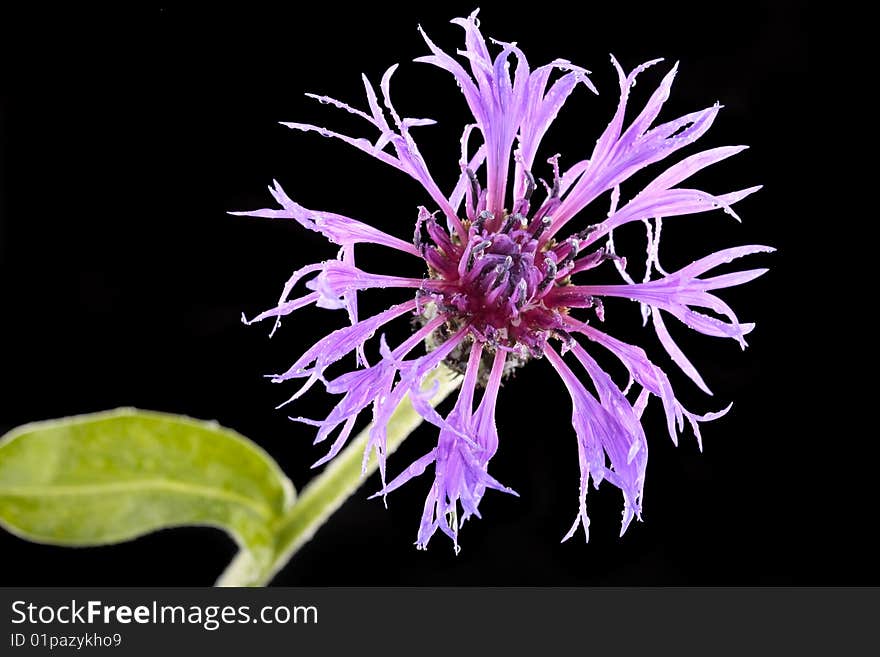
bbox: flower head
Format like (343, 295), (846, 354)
(235, 10), (771, 550)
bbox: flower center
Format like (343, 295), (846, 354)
(420, 210), (569, 378)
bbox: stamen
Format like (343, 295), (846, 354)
(523, 169), (536, 202)
(514, 279), (529, 307)
(473, 239), (492, 254)
(555, 329), (575, 348)
(414, 213), (426, 253)
(501, 212), (524, 233)
(532, 216), (552, 240)
(547, 154), (561, 200)
(576, 224), (600, 241)
(467, 239), (492, 270)
(466, 167), (480, 208)
(491, 262), (510, 289)
(556, 237), (581, 271)
(474, 209), (494, 232)
(539, 257), (558, 291)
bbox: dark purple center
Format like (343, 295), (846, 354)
(420, 210), (570, 358)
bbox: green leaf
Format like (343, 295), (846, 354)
(0, 408), (294, 576)
(1, 365), (461, 586)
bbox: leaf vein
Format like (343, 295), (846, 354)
(0, 479), (275, 520)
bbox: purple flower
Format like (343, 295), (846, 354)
(234, 10), (771, 550)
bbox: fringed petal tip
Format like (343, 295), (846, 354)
(619, 504), (642, 538)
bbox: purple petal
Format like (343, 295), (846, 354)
(643, 145), (750, 194)
(231, 179), (418, 255)
(271, 300), (416, 384)
(388, 341), (515, 550)
(651, 309), (713, 395)
(545, 345), (645, 540)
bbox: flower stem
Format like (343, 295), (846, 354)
(215, 364), (461, 587)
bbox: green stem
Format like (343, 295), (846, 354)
(215, 364), (461, 587)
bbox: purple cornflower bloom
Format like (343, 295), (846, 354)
(235, 10), (771, 550)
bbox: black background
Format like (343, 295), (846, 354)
(1, 2), (851, 586)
